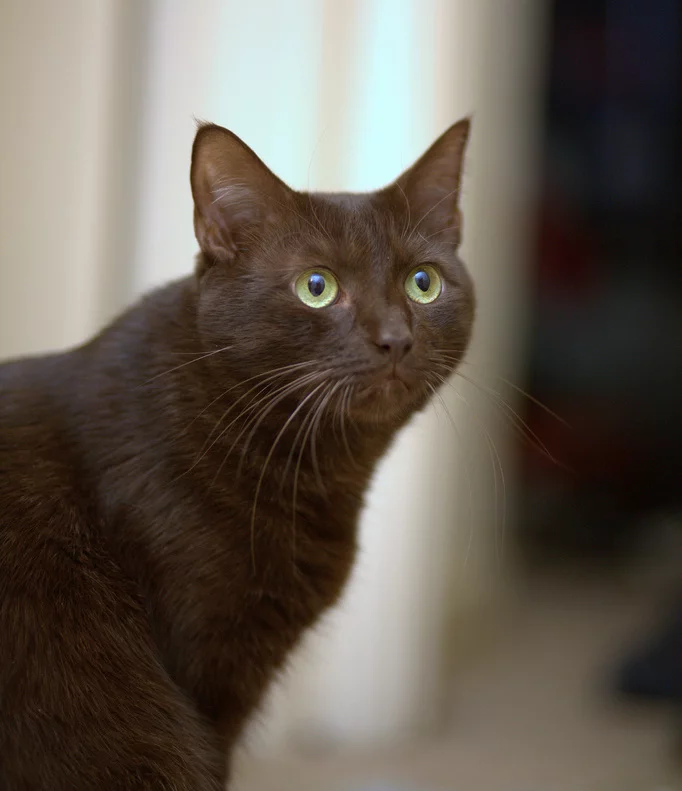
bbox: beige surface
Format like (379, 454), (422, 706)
(234, 568), (682, 791)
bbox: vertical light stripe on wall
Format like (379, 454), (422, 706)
(248, 0), (547, 751)
(132, 0), (326, 294)
(0, 0), (121, 356)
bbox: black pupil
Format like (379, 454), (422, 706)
(308, 274), (326, 298)
(414, 270), (430, 292)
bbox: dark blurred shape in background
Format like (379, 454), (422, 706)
(521, 0), (682, 563)
(520, 0), (682, 712)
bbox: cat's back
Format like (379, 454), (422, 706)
(0, 350), (91, 544)
(0, 350), (77, 472)
(0, 279), (194, 528)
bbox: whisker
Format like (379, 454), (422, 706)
(455, 383), (506, 566)
(248, 381), (329, 572)
(340, 382), (359, 468)
(430, 355), (563, 467)
(280, 392), (319, 495)
(284, 390), (325, 575)
(412, 187), (460, 234)
(186, 360), (318, 440)
(213, 175), (332, 244)
(308, 379), (342, 491)
(395, 181), (412, 243)
(234, 370), (332, 478)
(140, 344), (234, 386)
(305, 126), (334, 244)
(330, 376), (352, 451)
(453, 368), (562, 467)
(175, 363), (320, 480)
(286, 380), (328, 571)
(426, 382), (476, 571)
(433, 373), (507, 566)
(200, 362), (318, 446)
(422, 223), (460, 240)
(433, 351), (569, 427)
(281, 381), (332, 488)
(192, 371), (324, 487)
(289, 381), (339, 555)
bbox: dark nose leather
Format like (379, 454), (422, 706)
(374, 324), (413, 363)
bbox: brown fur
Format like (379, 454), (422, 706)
(0, 120), (474, 789)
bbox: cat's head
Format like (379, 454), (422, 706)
(190, 121), (474, 425)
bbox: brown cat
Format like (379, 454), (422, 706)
(0, 119), (474, 789)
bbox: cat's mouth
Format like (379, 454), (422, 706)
(385, 365), (412, 391)
(351, 363), (423, 409)
(376, 372), (410, 397)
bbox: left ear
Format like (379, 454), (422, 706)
(190, 123), (295, 268)
(392, 118), (471, 246)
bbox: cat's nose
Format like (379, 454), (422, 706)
(374, 326), (413, 362)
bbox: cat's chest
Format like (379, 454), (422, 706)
(202, 498), (359, 626)
(142, 490), (360, 725)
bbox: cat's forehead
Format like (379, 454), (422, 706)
(292, 192), (414, 269)
(284, 191), (442, 277)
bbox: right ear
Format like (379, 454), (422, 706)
(190, 123), (294, 266)
(391, 118), (471, 246)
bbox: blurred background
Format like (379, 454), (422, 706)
(2, 1), (682, 789)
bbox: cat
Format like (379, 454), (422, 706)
(0, 118), (474, 790)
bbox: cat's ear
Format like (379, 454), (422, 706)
(190, 123), (294, 266)
(392, 118), (471, 246)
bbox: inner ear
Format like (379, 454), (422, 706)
(190, 124), (295, 267)
(392, 118), (471, 246)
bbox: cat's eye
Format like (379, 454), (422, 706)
(294, 269), (339, 308)
(404, 265), (442, 304)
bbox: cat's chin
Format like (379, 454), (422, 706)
(349, 371), (429, 424)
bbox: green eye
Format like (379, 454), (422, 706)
(405, 265), (442, 304)
(294, 269), (339, 308)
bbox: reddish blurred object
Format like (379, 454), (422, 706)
(535, 191), (599, 296)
